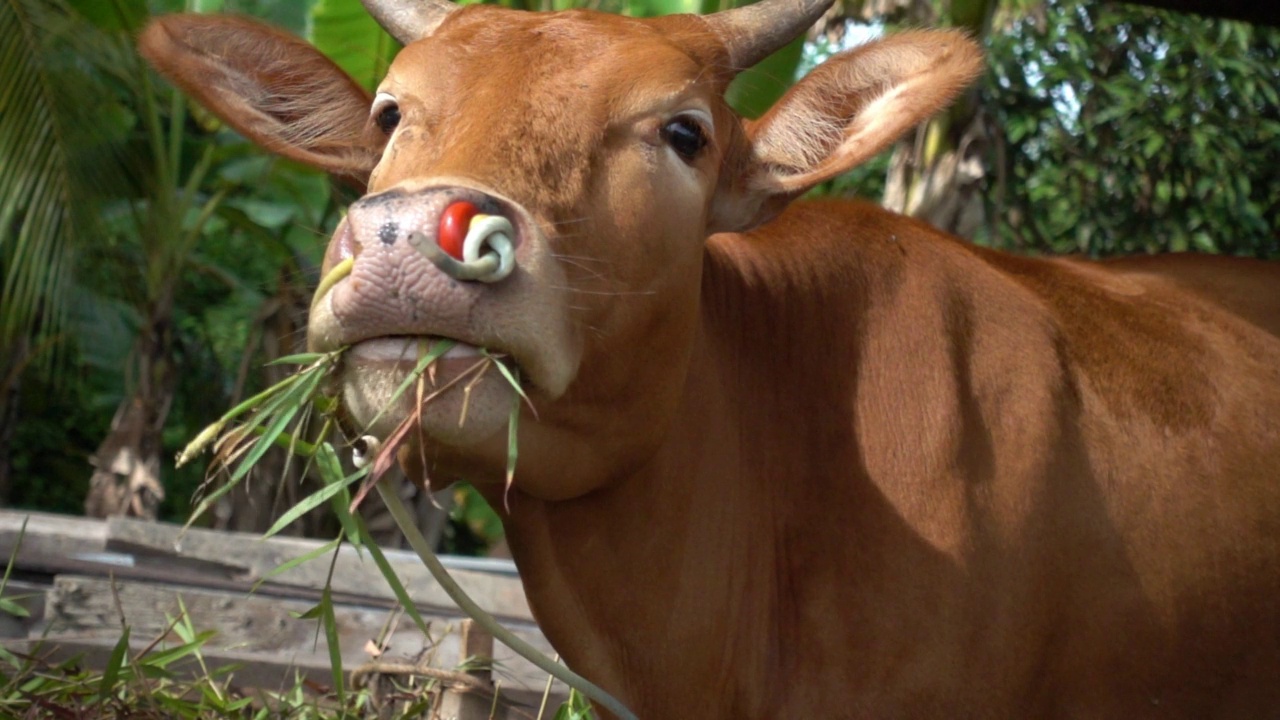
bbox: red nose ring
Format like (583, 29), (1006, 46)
(439, 201), (479, 260)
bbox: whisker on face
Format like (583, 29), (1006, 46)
(554, 257), (611, 283)
(551, 253), (612, 265)
(549, 285), (656, 297)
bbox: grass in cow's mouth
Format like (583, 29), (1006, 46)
(176, 339), (637, 719)
(178, 337), (522, 523)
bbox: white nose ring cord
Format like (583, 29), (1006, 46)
(408, 214), (516, 283)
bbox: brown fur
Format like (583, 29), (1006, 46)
(499, 202), (1280, 717)
(140, 8), (1280, 718)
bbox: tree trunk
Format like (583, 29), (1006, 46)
(882, 110), (991, 238)
(0, 337), (28, 507)
(881, 0), (997, 239)
(85, 295), (175, 520)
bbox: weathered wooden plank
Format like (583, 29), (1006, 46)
(106, 517), (534, 622)
(0, 510), (106, 559)
(43, 575), (563, 703)
(0, 510), (567, 713)
(2, 636), (335, 690)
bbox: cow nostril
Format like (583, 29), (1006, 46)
(378, 221), (400, 246)
(325, 216), (359, 266)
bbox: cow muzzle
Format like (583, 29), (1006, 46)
(307, 184), (578, 448)
(326, 186), (525, 273)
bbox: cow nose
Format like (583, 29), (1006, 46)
(346, 188), (518, 284)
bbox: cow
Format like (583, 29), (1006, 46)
(139, 0), (1280, 716)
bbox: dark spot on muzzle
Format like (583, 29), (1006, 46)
(378, 221), (400, 246)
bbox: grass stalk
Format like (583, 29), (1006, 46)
(174, 323), (614, 717)
(374, 481), (638, 720)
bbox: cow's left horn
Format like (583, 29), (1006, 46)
(361, 0), (458, 44)
(703, 0), (833, 70)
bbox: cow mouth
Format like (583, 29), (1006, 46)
(351, 335), (479, 365)
(336, 334), (527, 445)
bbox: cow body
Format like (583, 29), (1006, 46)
(496, 199), (1280, 717)
(140, 3), (1280, 716)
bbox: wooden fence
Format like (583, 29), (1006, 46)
(0, 509), (567, 718)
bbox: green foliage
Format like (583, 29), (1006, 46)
(443, 483), (505, 555)
(309, 0), (400, 92)
(0, 0), (131, 374)
(1, 0), (346, 518)
(727, 36), (807, 119)
(984, 0), (1280, 256)
(626, 0), (707, 17)
(554, 688), (595, 720)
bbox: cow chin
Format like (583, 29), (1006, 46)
(337, 341), (517, 449)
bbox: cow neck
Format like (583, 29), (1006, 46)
(496, 203), (892, 717)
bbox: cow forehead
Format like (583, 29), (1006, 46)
(387, 7), (720, 131)
(396, 6), (716, 73)
(368, 6), (727, 207)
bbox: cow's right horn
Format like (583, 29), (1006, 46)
(703, 0), (834, 71)
(361, 0), (458, 44)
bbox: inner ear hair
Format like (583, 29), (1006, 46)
(747, 30), (983, 194)
(139, 14), (380, 176)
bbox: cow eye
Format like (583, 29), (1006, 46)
(662, 116), (707, 162)
(376, 104), (401, 134)
(372, 93), (400, 135)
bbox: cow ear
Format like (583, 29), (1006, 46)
(139, 14), (381, 180)
(710, 30), (983, 232)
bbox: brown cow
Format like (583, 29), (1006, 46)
(140, 0), (1280, 716)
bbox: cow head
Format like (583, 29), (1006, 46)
(140, 0), (980, 500)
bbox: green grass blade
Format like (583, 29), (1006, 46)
(184, 369), (326, 527)
(355, 517), (432, 637)
(314, 441), (364, 547)
(360, 339), (455, 433)
(177, 350), (341, 466)
(483, 349), (531, 406)
(266, 352), (327, 366)
(256, 536), (343, 589)
(505, 392), (520, 502)
(178, 374), (306, 468)
(98, 626), (130, 699)
(0, 518), (30, 619)
(0, 517), (26, 593)
(262, 465), (366, 539)
(0, 597), (30, 618)
(227, 367), (327, 484)
(319, 586), (344, 704)
(138, 634), (214, 668)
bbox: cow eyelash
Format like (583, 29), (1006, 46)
(372, 93), (401, 135)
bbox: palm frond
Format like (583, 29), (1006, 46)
(0, 0), (131, 377)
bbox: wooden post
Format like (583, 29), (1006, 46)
(459, 619), (494, 684)
(436, 619), (502, 720)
